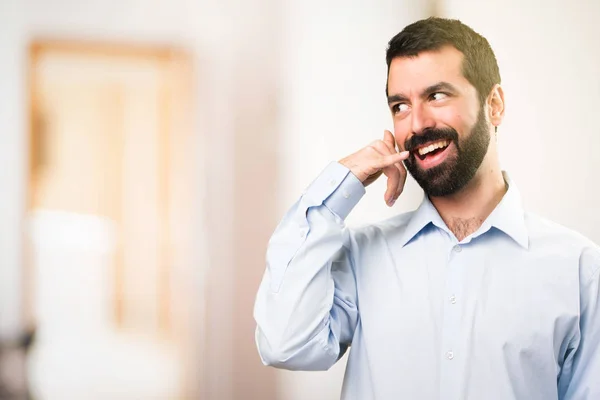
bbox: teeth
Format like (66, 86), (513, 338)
(418, 140), (449, 156)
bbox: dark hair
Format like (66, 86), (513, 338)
(386, 17), (501, 106)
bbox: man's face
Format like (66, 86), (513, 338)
(387, 45), (491, 197)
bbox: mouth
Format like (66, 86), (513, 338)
(411, 139), (453, 169)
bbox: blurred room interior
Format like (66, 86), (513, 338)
(0, 0), (599, 399)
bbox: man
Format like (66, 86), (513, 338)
(253, 17), (600, 399)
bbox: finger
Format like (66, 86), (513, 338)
(376, 152), (408, 206)
(383, 130), (396, 153)
(393, 162), (407, 203)
(382, 164), (400, 206)
(374, 151), (410, 170)
(369, 140), (393, 156)
(363, 169), (384, 187)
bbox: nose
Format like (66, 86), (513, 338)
(410, 103), (435, 135)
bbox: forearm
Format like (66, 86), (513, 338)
(254, 162), (364, 370)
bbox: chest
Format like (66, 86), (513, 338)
(352, 232), (581, 364)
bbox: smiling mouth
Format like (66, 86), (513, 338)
(414, 139), (451, 161)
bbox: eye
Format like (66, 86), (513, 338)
(430, 92), (448, 101)
(392, 103), (409, 114)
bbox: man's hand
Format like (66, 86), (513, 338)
(339, 130), (409, 207)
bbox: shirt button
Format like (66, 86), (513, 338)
(446, 351), (454, 360)
(449, 295), (456, 304)
(329, 179), (337, 187)
(453, 245), (462, 253)
(342, 190), (350, 199)
(299, 229), (306, 237)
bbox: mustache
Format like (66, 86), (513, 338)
(405, 128), (459, 152)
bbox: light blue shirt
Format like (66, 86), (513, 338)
(254, 161), (600, 400)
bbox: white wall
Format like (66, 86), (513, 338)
(442, 0), (600, 243)
(0, 0), (257, 397)
(2, 0), (598, 399)
(276, 1), (430, 399)
(0, 0), (27, 339)
(1, 0), (286, 398)
(275, 1), (600, 398)
(278, 0), (430, 225)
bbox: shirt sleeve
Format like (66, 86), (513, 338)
(558, 246), (600, 399)
(253, 161), (365, 371)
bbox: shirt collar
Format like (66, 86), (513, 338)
(483, 171), (529, 249)
(397, 194), (444, 247)
(398, 171), (529, 249)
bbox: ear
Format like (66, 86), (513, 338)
(488, 84), (505, 130)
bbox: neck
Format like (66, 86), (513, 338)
(429, 159), (507, 241)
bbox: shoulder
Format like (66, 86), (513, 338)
(524, 211), (600, 283)
(345, 210), (417, 247)
(525, 211), (597, 249)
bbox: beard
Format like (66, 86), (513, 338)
(403, 107), (491, 197)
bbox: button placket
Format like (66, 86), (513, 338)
(440, 241), (466, 395)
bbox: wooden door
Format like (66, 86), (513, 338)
(26, 41), (195, 400)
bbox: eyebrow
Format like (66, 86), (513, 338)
(387, 81), (459, 105)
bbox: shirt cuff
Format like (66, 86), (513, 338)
(303, 161), (365, 220)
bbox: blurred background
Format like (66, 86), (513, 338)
(0, 0), (598, 399)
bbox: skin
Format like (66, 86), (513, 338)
(339, 45), (506, 240)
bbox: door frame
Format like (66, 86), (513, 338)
(24, 41), (197, 392)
